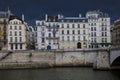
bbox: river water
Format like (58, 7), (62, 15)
(0, 68), (120, 80)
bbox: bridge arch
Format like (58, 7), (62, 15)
(111, 56), (120, 66)
(110, 49), (120, 65)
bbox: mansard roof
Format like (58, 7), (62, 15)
(9, 15), (23, 22)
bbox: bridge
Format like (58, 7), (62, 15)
(110, 48), (120, 69)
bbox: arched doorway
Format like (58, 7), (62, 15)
(77, 42), (81, 48)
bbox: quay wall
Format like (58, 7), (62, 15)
(0, 49), (110, 69)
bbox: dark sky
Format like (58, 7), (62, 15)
(0, 0), (120, 26)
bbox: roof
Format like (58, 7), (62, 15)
(59, 17), (88, 23)
(9, 15), (23, 22)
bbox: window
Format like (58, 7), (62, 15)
(83, 30), (85, 34)
(20, 44), (22, 49)
(67, 30), (69, 34)
(11, 44), (13, 50)
(62, 36), (64, 41)
(72, 24), (75, 28)
(19, 26), (22, 30)
(83, 24), (85, 28)
(15, 37), (17, 42)
(42, 38), (44, 43)
(105, 38), (107, 42)
(91, 27), (93, 31)
(14, 26), (17, 30)
(10, 26), (12, 30)
(15, 44), (18, 49)
(105, 32), (107, 36)
(78, 24), (80, 28)
(83, 36), (86, 41)
(20, 37), (22, 42)
(15, 31), (17, 36)
(94, 32), (96, 36)
(78, 36), (80, 41)
(67, 36), (70, 41)
(62, 24), (64, 28)
(19, 31), (22, 36)
(94, 27), (96, 31)
(72, 30), (75, 34)
(102, 38), (104, 43)
(94, 38), (96, 42)
(62, 30), (64, 34)
(78, 30), (80, 34)
(67, 24), (69, 28)
(91, 32), (93, 37)
(10, 37), (12, 42)
(73, 36), (75, 41)
(10, 31), (12, 36)
(102, 32), (104, 36)
(49, 33), (51, 37)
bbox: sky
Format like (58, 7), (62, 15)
(0, 0), (120, 26)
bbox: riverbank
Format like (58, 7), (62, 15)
(0, 49), (111, 70)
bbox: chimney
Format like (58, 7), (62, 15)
(45, 14), (48, 21)
(22, 14), (24, 21)
(79, 14), (82, 18)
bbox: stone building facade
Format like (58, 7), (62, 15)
(0, 9), (12, 50)
(58, 15), (89, 49)
(86, 10), (111, 48)
(111, 19), (120, 48)
(36, 15), (59, 49)
(8, 15), (28, 50)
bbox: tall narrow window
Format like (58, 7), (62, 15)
(20, 44), (22, 49)
(62, 24), (64, 28)
(83, 24), (85, 28)
(14, 26), (17, 30)
(67, 30), (69, 34)
(19, 26), (22, 30)
(15, 44), (18, 49)
(83, 30), (85, 34)
(72, 24), (75, 28)
(62, 36), (64, 41)
(10, 31), (12, 36)
(67, 24), (69, 28)
(15, 31), (17, 36)
(19, 31), (22, 36)
(15, 37), (17, 42)
(72, 30), (75, 34)
(73, 36), (75, 41)
(78, 24), (80, 28)
(10, 26), (12, 30)
(78, 36), (80, 41)
(20, 37), (22, 42)
(78, 30), (80, 34)
(10, 37), (12, 42)
(62, 30), (64, 34)
(67, 36), (70, 41)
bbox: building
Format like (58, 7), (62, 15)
(0, 9), (12, 50)
(58, 15), (89, 49)
(29, 26), (35, 49)
(36, 15), (59, 50)
(86, 10), (111, 48)
(8, 15), (28, 50)
(111, 19), (120, 48)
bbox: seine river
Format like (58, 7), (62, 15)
(0, 68), (120, 80)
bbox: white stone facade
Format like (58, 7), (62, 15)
(8, 16), (27, 50)
(86, 10), (111, 48)
(58, 15), (89, 49)
(36, 15), (59, 49)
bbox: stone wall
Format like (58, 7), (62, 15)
(0, 49), (110, 69)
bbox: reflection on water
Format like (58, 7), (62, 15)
(0, 68), (120, 80)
